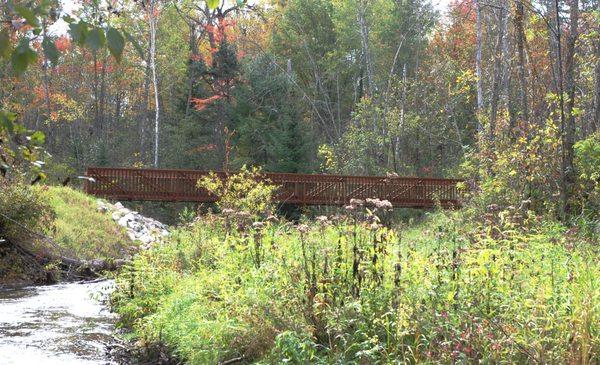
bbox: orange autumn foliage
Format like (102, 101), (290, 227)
(55, 36), (71, 52)
(191, 94), (224, 111)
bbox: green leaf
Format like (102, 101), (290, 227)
(11, 39), (37, 75)
(124, 31), (145, 59)
(0, 31), (11, 59)
(37, 0), (54, 16)
(85, 27), (105, 52)
(14, 5), (40, 28)
(206, 0), (220, 10)
(42, 37), (59, 65)
(30, 130), (45, 145)
(69, 21), (88, 45)
(236, 0), (245, 6)
(0, 110), (17, 134)
(106, 27), (125, 62)
(62, 14), (75, 24)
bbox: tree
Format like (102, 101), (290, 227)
(559, 0), (580, 216)
(0, 0), (126, 177)
(147, 0), (161, 167)
(232, 55), (310, 172)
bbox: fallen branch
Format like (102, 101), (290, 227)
(220, 356), (245, 365)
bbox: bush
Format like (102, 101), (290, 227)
(0, 179), (54, 244)
(460, 120), (562, 216)
(197, 166), (277, 218)
(0, 179), (56, 283)
(574, 132), (600, 215)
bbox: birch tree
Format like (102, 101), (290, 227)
(147, 0), (160, 167)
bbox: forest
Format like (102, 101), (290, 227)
(0, 0), (599, 364)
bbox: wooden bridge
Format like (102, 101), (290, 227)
(83, 167), (463, 208)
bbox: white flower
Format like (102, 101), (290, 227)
(297, 224), (309, 233)
(316, 215), (329, 224)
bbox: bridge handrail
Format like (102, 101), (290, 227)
(84, 167), (464, 208)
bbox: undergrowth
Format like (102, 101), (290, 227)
(112, 206), (599, 364)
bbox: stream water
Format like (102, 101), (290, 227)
(0, 280), (117, 365)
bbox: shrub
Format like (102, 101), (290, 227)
(197, 166), (277, 218)
(0, 179), (54, 245)
(0, 179), (55, 283)
(460, 120), (562, 216)
(573, 132), (600, 215)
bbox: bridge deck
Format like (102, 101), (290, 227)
(84, 167), (462, 208)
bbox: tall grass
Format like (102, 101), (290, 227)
(112, 207), (599, 364)
(35, 185), (133, 259)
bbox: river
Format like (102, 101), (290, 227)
(0, 280), (117, 365)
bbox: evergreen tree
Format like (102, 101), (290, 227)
(232, 55), (311, 172)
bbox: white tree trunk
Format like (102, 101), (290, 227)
(357, 0), (375, 98)
(149, 0), (160, 167)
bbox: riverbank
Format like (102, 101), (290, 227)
(1, 185), (168, 286)
(0, 184), (174, 363)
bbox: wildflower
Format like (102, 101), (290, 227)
(376, 199), (393, 210)
(222, 208), (235, 215)
(331, 214), (343, 222)
(487, 204), (500, 212)
(236, 221), (248, 231)
(349, 198), (364, 206)
(235, 211), (251, 218)
(344, 205), (355, 211)
(252, 221), (265, 229)
(316, 215), (328, 224)
(297, 224), (309, 234)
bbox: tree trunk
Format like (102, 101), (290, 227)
(185, 23), (198, 118)
(357, 0), (375, 98)
(593, 35), (600, 133)
(93, 52), (100, 136)
(514, 0), (529, 122)
(545, 0), (560, 94)
(140, 44), (152, 165)
(99, 51), (108, 139)
(475, 0), (485, 133)
(148, 0), (160, 168)
(489, 2), (508, 142)
(561, 0), (579, 216)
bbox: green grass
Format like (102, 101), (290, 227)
(35, 185), (133, 260)
(112, 210), (599, 364)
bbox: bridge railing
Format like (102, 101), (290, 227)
(84, 167), (463, 208)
